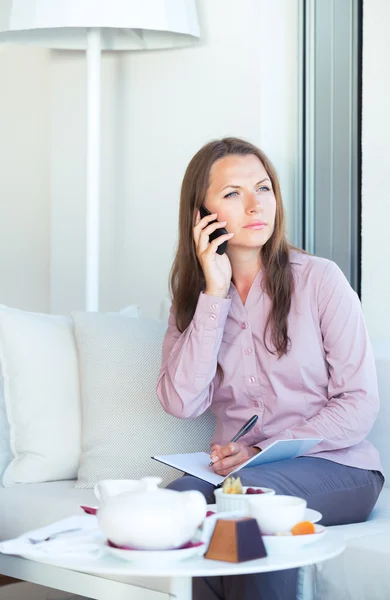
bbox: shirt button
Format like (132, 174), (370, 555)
(254, 400), (260, 407)
(209, 314), (216, 321)
(211, 303), (219, 309)
(248, 376), (256, 384)
(245, 348), (252, 355)
(254, 426), (260, 434)
(241, 322), (249, 330)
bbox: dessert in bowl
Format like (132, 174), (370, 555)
(214, 476), (275, 513)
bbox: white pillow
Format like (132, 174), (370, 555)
(0, 305), (81, 486)
(0, 304), (140, 486)
(72, 311), (215, 488)
(0, 363), (12, 478)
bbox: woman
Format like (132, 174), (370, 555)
(156, 137), (383, 600)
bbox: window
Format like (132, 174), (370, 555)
(297, 0), (361, 293)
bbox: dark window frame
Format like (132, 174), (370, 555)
(298, 0), (362, 294)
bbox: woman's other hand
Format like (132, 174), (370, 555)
(209, 442), (261, 477)
(193, 210), (234, 298)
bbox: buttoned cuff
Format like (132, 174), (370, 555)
(192, 291), (231, 331)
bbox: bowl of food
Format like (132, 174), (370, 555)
(262, 522), (327, 554)
(247, 494), (307, 535)
(214, 477), (275, 513)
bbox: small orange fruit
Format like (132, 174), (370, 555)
(291, 521), (315, 536)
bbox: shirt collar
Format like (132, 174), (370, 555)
(227, 250), (305, 293)
(289, 249), (305, 264)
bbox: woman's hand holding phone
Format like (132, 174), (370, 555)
(193, 209), (234, 298)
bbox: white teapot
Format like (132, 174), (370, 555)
(95, 476), (207, 550)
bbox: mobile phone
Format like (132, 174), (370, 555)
(199, 205), (229, 255)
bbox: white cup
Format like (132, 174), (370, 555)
(247, 495), (307, 535)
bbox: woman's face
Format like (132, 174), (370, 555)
(203, 154), (277, 252)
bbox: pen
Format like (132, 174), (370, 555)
(209, 415), (259, 467)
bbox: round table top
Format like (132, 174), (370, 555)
(20, 530), (345, 579)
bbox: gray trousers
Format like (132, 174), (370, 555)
(167, 457), (384, 600)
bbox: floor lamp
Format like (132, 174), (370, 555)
(0, 0), (200, 311)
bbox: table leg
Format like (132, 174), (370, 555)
(169, 576), (192, 600)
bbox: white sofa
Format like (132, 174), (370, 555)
(0, 317), (389, 600)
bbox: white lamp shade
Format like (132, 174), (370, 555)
(0, 0), (200, 49)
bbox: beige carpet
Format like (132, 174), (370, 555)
(0, 583), (89, 600)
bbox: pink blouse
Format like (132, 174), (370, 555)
(157, 251), (382, 472)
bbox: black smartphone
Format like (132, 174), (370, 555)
(199, 205), (229, 255)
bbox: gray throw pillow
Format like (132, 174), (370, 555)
(72, 312), (214, 488)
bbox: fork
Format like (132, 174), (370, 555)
(28, 527), (82, 545)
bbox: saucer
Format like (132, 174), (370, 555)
(263, 524), (327, 555)
(305, 508), (322, 523)
(80, 505), (98, 515)
(104, 540), (205, 563)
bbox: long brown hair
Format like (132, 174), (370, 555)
(170, 137), (295, 359)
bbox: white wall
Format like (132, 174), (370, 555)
(2, 0), (387, 335)
(361, 0), (390, 341)
(0, 46), (50, 312)
(50, 0), (299, 317)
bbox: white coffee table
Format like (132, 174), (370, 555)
(3, 529), (345, 600)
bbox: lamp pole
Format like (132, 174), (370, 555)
(86, 28), (101, 311)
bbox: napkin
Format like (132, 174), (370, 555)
(0, 515), (104, 561)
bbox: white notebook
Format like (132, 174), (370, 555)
(153, 438), (322, 486)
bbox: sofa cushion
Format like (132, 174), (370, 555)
(0, 363), (12, 478)
(0, 305), (81, 486)
(72, 312), (215, 488)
